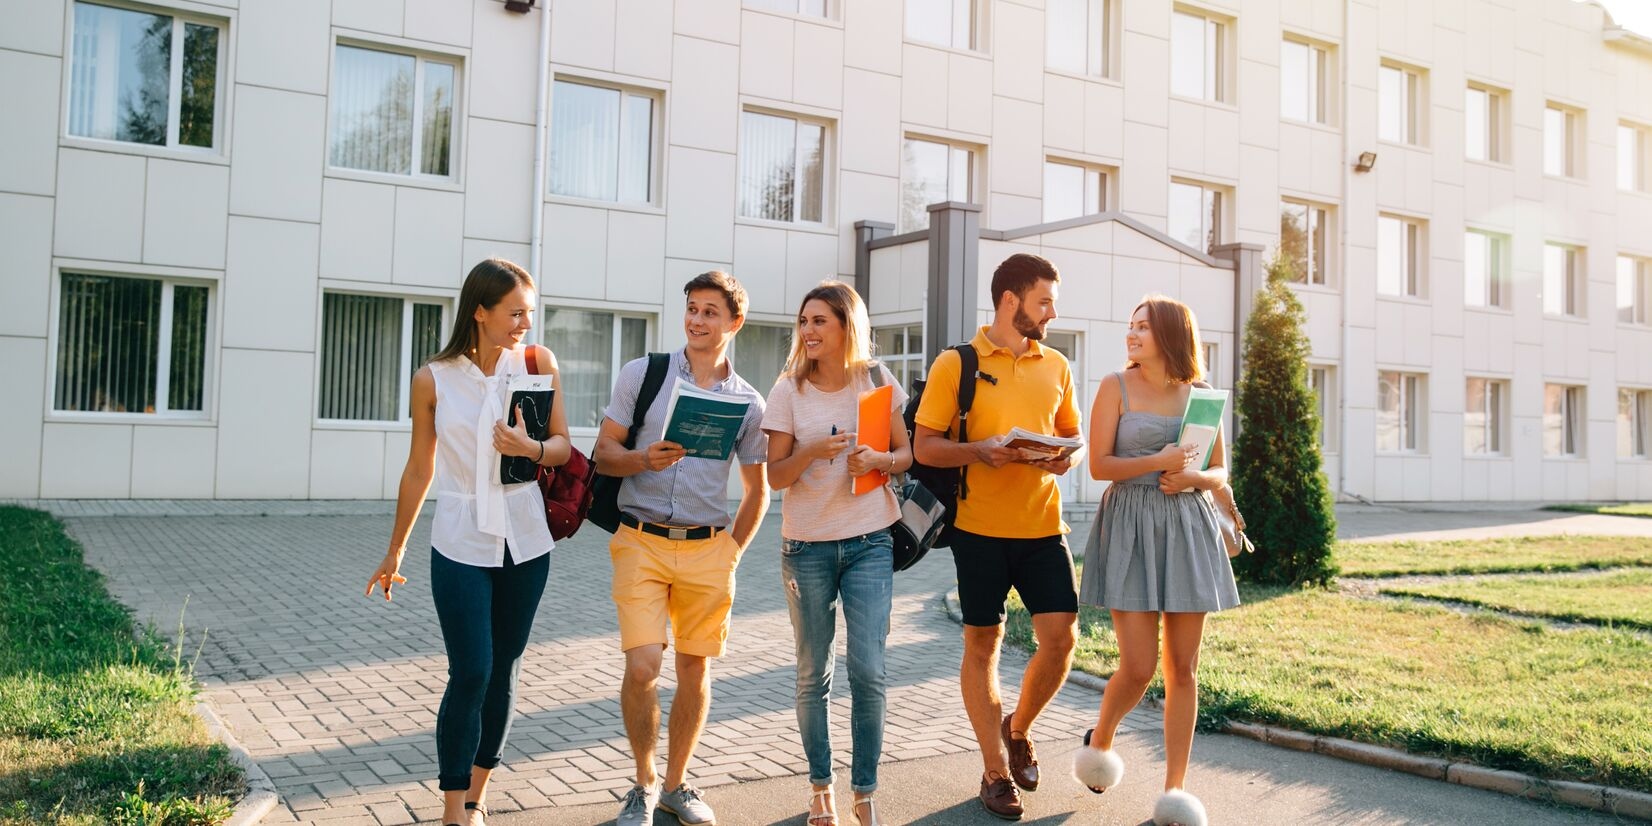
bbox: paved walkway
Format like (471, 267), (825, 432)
(52, 503), (1648, 825)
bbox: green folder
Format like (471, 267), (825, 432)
(661, 381), (751, 461)
(1177, 388), (1229, 471)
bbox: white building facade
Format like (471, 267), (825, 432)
(2, 0), (1650, 502)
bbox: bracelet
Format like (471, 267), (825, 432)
(887, 452), (896, 473)
(535, 440), (545, 463)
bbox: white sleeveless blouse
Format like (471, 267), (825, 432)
(428, 347), (555, 567)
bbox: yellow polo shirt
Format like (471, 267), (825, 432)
(914, 327), (1082, 539)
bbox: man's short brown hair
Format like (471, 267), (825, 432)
(989, 253), (1060, 310)
(683, 270), (749, 318)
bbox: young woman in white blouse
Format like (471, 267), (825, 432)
(367, 258), (571, 826)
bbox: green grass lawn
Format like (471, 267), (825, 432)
(0, 507), (242, 825)
(1006, 584), (1652, 793)
(1546, 503), (1652, 519)
(1383, 568), (1652, 630)
(1336, 535), (1652, 578)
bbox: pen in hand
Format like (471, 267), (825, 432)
(830, 424), (837, 464)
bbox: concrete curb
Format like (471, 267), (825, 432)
(943, 589), (1652, 823)
(194, 700), (279, 826)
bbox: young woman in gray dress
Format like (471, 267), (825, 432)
(1070, 294), (1239, 826)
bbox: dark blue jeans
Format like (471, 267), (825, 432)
(430, 546), (549, 791)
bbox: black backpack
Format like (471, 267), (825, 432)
(901, 343), (984, 551)
(588, 352), (671, 533)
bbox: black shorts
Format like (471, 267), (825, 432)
(950, 528), (1079, 627)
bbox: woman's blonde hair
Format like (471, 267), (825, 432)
(1125, 294), (1205, 384)
(782, 280), (873, 389)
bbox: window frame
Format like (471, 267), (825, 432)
(1463, 376), (1507, 457)
(1377, 213), (1426, 298)
(62, 0), (231, 156)
(1543, 243), (1585, 318)
(1621, 388), (1652, 460)
(314, 289), (452, 426)
(325, 38), (464, 184)
(1280, 36), (1331, 126)
(1464, 83), (1508, 164)
(1045, 0), (1115, 79)
(1620, 255), (1651, 326)
(899, 135), (978, 232)
(737, 107), (833, 227)
(742, 0), (831, 19)
(1543, 102), (1584, 180)
(1621, 122), (1650, 193)
(1543, 383), (1586, 458)
(1280, 197), (1331, 286)
(1376, 370), (1424, 454)
(1170, 6), (1230, 104)
(874, 323), (928, 392)
(540, 306), (654, 434)
(1309, 364), (1338, 452)
(1168, 177), (1227, 255)
(905, 0), (984, 52)
(547, 76), (662, 208)
(1378, 61), (1426, 147)
(47, 264), (219, 423)
(1464, 228), (1509, 310)
(1042, 158), (1110, 223)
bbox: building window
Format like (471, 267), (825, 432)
(1543, 243), (1583, 317)
(1170, 9), (1226, 103)
(1280, 39), (1328, 124)
(739, 110), (827, 224)
(1464, 230), (1508, 309)
(1043, 160), (1107, 222)
(907, 0), (976, 50)
(1543, 384), (1585, 457)
(1464, 377), (1505, 455)
(1621, 123), (1649, 192)
(874, 324), (926, 392)
(542, 309), (649, 430)
(318, 293), (446, 422)
(329, 44), (456, 178)
(1621, 388), (1651, 459)
(1280, 199), (1328, 285)
(1169, 179), (1222, 254)
(1544, 104), (1582, 178)
(1465, 85), (1506, 163)
(1309, 365), (1335, 450)
(1201, 342), (1218, 387)
(1377, 371), (1422, 453)
(1377, 214), (1424, 297)
(54, 272), (211, 415)
(745, 0), (828, 17)
(68, 1), (224, 150)
(1047, 0), (1111, 77)
(1621, 256), (1651, 325)
(729, 323), (792, 399)
(1378, 63), (1423, 146)
(550, 79), (656, 204)
(901, 137), (974, 232)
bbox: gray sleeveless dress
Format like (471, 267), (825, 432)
(1077, 371), (1240, 612)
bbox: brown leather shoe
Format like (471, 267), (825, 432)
(1001, 714), (1039, 792)
(978, 772), (1023, 820)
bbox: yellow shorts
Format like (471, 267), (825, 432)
(609, 525), (743, 658)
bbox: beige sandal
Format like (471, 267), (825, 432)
(808, 786), (837, 826)
(853, 794), (881, 826)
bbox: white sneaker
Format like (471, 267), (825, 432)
(659, 782), (716, 825)
(617, 782), (660, 826)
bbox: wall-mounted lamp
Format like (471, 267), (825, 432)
(1353, 151), (1378, 173)
(504, 0), (535, 12)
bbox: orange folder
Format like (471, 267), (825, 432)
(852, 384), (894, 496)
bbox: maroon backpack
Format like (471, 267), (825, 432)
(525, 347), (596, 540)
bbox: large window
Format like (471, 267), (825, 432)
(1621, 389), (1651, 459)
(1169, 180), (1223, 254)
(729, 323), (792, 398)
(1621, 256), (1651, 325)
(542, 309), (649, 430)
(54, 272), (211, 415)
(68, 1), (223, 150)
(1464, 377), (1505, 455)
(739, 111), (826, 224)
(900, 137), (974, 232)
(1377, 371), (1422, 453)
(1280, 39), (1327, 124)
(550, 79), (655, 204)
(1543, 243), (1583, 317)
(318, 293), (445, 422)
(1309, 365), (1336, 450)
(1170, 9), (1225, 102)
(907, 0), (976, 50)
(1043, 160), (1107, 222)
(1544, 104), (1581, 178)
(1378, 63), (1423, 146)
(1465, 85), (1506, 163)
(1280, 199), (1328, 285)
(1377, 214), (1424, 297)
(329, 44), (456, 178)
(1047, 0), (1111, 77)
(1622, 123), (1650, 192)
(874, 324), (926, 393)
(1464, 230), (1507, 309)
(1543, 384), (1584, 458)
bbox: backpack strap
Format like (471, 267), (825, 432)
(624, 353), (671, 450)
(953, 343), (982, 500)
(868, 361), (883, 387)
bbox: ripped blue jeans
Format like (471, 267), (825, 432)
(780, 530), (894, 793)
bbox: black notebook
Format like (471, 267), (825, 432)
(500, 373), (555, 484)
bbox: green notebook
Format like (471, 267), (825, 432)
(1177, 387), (1229, 471)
